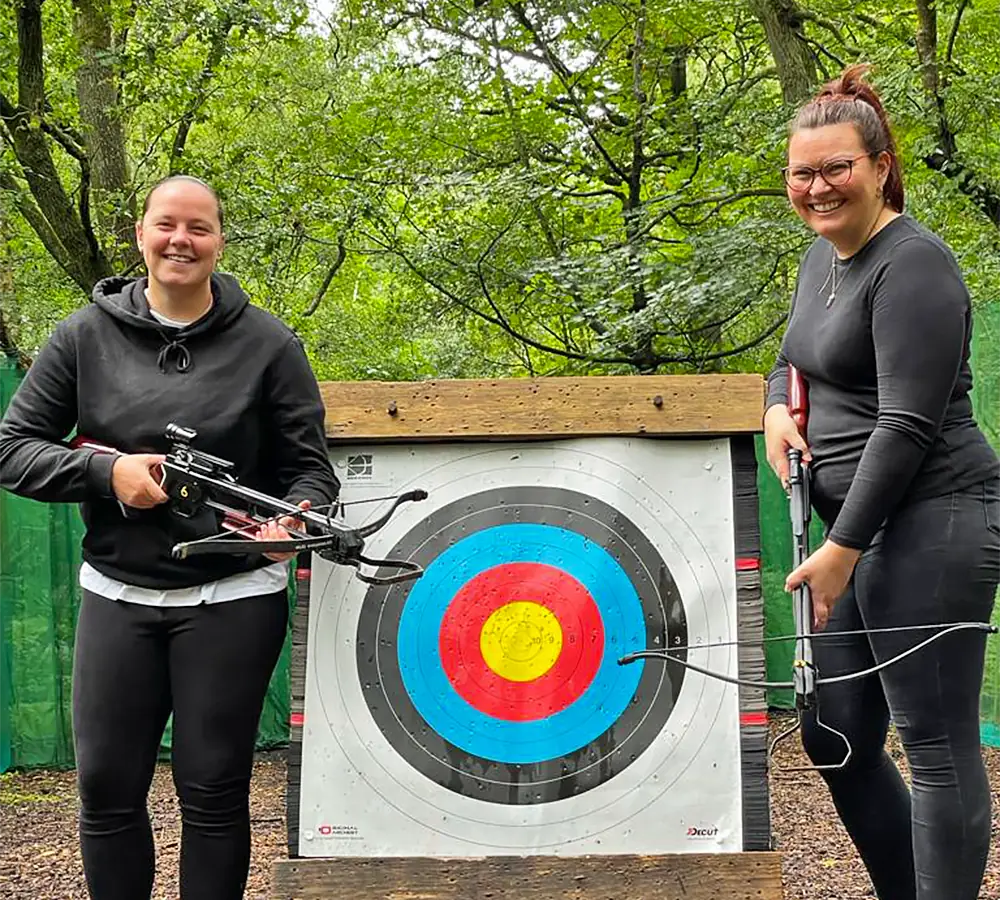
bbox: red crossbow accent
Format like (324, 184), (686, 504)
(618, 364), (997, 773)
(70, 424), (426, 586)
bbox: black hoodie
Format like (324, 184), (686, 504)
(0, 273), (340, 589)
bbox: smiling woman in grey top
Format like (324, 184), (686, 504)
(763, 64), (999, 900)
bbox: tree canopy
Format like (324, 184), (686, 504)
(3, 0), (998, 379)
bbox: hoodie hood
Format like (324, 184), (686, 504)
(91, 272), (251, 372)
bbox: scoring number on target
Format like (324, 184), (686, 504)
(480, 600), (563, 681)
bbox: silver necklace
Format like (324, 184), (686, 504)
(819, 208), (885, 308)
(824, 255), (856, 308)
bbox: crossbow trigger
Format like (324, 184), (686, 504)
(72, 424), (427, 586)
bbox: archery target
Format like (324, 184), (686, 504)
(298, 438), (743, 857)
(358, 487), (687, 802)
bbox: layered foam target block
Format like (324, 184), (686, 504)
(290, 434), (769, 859)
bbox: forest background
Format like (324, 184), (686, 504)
(2, 0), (997, 380)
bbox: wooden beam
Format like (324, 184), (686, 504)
(270, 852), (783, 899)
(320, 375), (765, 441)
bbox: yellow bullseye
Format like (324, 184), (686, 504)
(480, 601), (563, 682)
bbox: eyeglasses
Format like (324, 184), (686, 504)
(781, 153), (876, 192)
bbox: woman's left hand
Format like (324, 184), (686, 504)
(785, 539), (862, 630)
(257, 499), (311, 563)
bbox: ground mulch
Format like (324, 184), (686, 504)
(769, 713), (1000, 899)
(1, 714), (998, 898)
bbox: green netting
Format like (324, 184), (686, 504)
(1, 356), (78, 771)
(971, 301), (1000, 747)
(0, 352), (294, 770)
(0, 353), (14, 772)
(0, 545), (7, 772)
(0, 456), (78, 769)
(1, 297), (998, 769)
(755, 433), (826, 711)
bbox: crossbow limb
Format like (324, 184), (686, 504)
(618, 622), (997, 692)
(71, 424), (426, 586)
(618, 364), (998, 774)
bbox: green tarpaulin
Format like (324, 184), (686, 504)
(971, 301), (1000, 745)
(0, 352), (295, 769)
(1, 301), (998, 769)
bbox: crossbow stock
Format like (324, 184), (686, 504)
(618, 364), (997, 773)
(72, 424), (426, 586)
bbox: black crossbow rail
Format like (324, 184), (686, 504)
(72, 423), (426, 586)
(617, 365), (997, 773)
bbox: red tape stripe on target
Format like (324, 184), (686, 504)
(439, 562), (604, 722)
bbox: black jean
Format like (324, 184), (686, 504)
(71, 589), (289, 900)
(801, 477), (1000, 900)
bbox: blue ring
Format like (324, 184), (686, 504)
(396, 523), (646, 764)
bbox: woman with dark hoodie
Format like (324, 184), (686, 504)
(0, 175), (340, 899)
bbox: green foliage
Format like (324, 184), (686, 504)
(2, 0), (998, 376)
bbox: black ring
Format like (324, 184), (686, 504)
(355, 487), (688, 804)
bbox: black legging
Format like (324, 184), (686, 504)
(801, 477), (1000, 900)
(71, 588), (289, 900)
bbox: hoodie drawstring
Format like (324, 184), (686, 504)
(157, 339), (192, 373)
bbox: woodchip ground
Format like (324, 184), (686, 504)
(1, 713), (997, 899)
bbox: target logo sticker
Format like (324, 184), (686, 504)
(303, 441), (741, 856)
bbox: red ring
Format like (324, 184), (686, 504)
(439, 563), (604, 721)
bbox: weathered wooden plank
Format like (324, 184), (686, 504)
(270, 852), (782, 900)
(287, 565), (312, 860)
(319, 375), (765, 441)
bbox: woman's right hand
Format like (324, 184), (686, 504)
(111, 454), (169, 508)
(764, 404), (812, 490)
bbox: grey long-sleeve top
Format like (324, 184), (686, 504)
(766, 214), (998, 550)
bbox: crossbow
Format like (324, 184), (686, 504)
(618, 364), (997, 772)
(71, 424), (426, 586)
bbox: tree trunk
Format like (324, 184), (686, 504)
(749, 0), (817, 105)
(0, 217), (29, 368)
(625, 0), (656, 372)
(168, 14), (233, 175)
(73, 0), (134, 256)
(668, 45), (687, 99)
(5, 0), (113, 293)
(913, 0), (953, 153)
(913, 0), (999, 227)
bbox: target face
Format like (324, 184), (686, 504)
(302, 440), (742, 856)
(358, 487), (687, 802)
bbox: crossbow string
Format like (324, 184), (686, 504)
(75, 413), (997, 767)
(618, 364), (998, 773)
(71, 423), (426, 586)
(618, 621), (997, 692)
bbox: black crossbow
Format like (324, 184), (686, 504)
(72, 424), (426, 586)
(618, 364), (997, 772)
